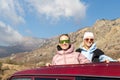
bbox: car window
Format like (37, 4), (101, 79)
(35, 78), (72, 80)
(11, 78), (32, 80)
(76, 76), (120, 80)
(35, 78), (56, 80)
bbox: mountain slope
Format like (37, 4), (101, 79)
(1, 18), (120, 65)
(0, 37), (49, 58)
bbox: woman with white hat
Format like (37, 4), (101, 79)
(76, 31), (117, 63)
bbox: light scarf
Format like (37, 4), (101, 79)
(80, 43), (97, 62)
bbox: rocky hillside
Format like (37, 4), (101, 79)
(2, 18), (120, 65)
(0, 18), (120, 80)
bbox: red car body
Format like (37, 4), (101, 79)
(8, 62), (120, 80)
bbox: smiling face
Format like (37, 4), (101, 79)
(59, 34), (70, 50)
(83, 36), (94, 50)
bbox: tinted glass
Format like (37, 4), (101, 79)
(35, 78), (72, 80)
(12, 78), (31, 80)
(35, 78), (56, 80)
(76, 76), (120, 80)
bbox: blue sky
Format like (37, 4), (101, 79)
(0, 0), (120, 46)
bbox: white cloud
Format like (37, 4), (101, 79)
(0, 0), (87, 24)
(0, 0), (87, 46)
(0, 21), (23, 46)
(0, 0), (25, 25)
(25, 0), (87, 21)
(25, 29), (32, 35)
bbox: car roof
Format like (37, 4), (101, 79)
(12, 62), (120, 78)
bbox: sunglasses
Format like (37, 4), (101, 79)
(84, 38), (94, 42)
(59, 40), (70, 44)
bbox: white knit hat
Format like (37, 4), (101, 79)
(83, 32), (94, 39)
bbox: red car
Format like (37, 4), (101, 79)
(8, 62), (120, 80)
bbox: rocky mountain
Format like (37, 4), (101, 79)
(0, 37), (49, 58)
(0, 18), (120, 80)
(1, 18), (120, 66)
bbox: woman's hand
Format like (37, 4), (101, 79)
(104, 59), (110, 63)
(117, 58), (120, 62)
(46, 63), (52, 66)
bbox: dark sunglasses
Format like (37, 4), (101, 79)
(85, 38), (94, 42)
(59, 40), (70, 44)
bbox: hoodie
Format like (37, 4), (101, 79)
(52, 44), (90, 65)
